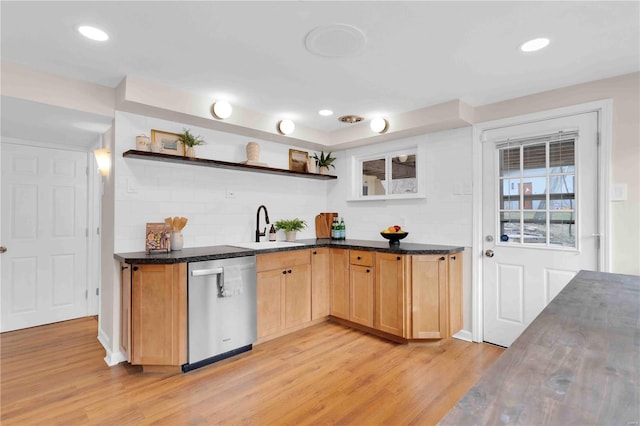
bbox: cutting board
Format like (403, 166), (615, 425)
(315, 212), (338, 238)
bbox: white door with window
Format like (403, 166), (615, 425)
(1, 143), (89, 332)
(482, 112), (599, 347)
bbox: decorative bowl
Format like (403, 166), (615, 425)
(380, 231), (408, 245)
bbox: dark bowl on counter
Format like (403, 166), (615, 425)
(380, 231), (409, 245)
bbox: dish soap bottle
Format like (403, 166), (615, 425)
(269, 224), (276, 241)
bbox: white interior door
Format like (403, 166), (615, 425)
(1, 143), (89, 332)
(482, 112), (599, 347)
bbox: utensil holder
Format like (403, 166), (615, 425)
(170, 232), (184, 250)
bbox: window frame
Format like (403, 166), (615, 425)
(348, 145), (425, 201)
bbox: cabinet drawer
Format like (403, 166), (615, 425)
(257, 249), (310, 272)
(350, 250), (374, 267)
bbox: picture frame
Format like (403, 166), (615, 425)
(289, 149), (308, 173)
(151, 129), (184, 156)
(146, 222), (171, 253)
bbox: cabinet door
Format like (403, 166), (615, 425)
(330, 249), (350, 320)
(350, 264), (374, 327)
(311, 248), (330, 319)
(375, 253), (407, 337)
(448, 253), (463, 336)
(131, 263), (187, 366)
(284, 264), (311, 328)
(411, 255), (448, 339)
(120, 263), (132, 362)
(257, 269), (283, 338)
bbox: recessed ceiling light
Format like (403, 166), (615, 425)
(77, 25), (109, 41)
(318, 109), (333, 116)
(520, 37), (550, 53)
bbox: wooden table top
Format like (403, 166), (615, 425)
(439, 270), (640, 425)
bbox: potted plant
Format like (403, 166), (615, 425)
(177, 128), (206, 158)
(312, 151), (336, 175)
(274, 218), (307, 242)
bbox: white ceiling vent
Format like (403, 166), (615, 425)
(305, 24), (366, 58)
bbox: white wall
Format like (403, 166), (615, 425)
(113, 112), (329, 252)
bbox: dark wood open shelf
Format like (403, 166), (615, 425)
(122, 150), (337, 180)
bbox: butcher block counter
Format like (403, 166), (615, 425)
(440, 270), (640, 425)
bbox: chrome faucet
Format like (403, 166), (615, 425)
(255, 205), (270, 242)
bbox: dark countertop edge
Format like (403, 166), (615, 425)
(114, 239), (465, 264)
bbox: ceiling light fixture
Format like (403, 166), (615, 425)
(211, 101), (233, 119)
(370, 117), (388, 134)
(318, 109), (333, 116)
(520, 37), (550, 53)
(277, 119), (295, 135)
(77, 25), (109, 41)
(338, 115), (364, 124)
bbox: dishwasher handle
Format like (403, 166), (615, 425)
(191, 267), (224, 277)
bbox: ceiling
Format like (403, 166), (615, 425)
(1, 1), (639, 148)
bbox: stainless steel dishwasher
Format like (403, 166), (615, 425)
(183, 255), (257, 372)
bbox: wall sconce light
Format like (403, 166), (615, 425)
(211, 101), (233, 119)
(398, 154), (408, 163)
(93, 148), (111, 176)
(277, 119), (295, 135)
(370, 117), (388, 134)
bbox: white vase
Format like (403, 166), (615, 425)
(246, 142), (260, 162)
(285, 231), (297, 242)
(170, 232), (184, 250)
(185, 146), (196, 158)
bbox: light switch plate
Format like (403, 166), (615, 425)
(611, 183), (627, 201)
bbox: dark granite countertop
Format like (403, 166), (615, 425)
(439, 270), (640, 426)
(114, 238), (464, 264)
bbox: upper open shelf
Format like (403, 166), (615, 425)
(122, 150), (337, 181)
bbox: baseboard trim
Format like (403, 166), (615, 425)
(453, 329), (473, 342)
(97, 329), (126, 366)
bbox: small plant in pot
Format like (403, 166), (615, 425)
(312, 151), (336, 175)
(177, 128), (206, 158)
(274, 218), (307, 242)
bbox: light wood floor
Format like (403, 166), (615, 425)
(1, 317), (503, 425)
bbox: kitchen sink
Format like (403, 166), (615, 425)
(229, 241), (305, 251)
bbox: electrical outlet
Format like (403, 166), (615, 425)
(225, 188), (236, 199)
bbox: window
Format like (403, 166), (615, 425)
(497, 132), (577, 248)
(350, 147), (424, 200)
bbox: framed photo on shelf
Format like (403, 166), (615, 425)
(151, 129), (184, 156)
(289, 149), (308, 173)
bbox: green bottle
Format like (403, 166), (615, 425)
(339, 217), (346, 240)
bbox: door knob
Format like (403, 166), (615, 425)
(485, 249), (495, 258)
(0, 246), (6, 253)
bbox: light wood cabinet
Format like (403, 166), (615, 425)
(448, 252), (463, 336)
(349, 250), (374, 327)
(374, 253), (408, 337)
(411, 255), (449, 339)
(129, 263), (187, 366)
(256, 250), (311, 339)
(120, 263), (132, 362)
(330, 248), (350, 320)
(311, 248), (331, 320)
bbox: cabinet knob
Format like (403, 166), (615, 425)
(282, 270), (287, 275)
(357, 256), (361, 260)
(366, 269), (370, 273)
(439, 256), (445, 261)
(132, 266), (139, 271)
(451, 255), (456, 260)
(121, 265), (129, 271)
(397, 256), (401, 261)
(287, 269), (292, 274)
(313, 251), (317, 255)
